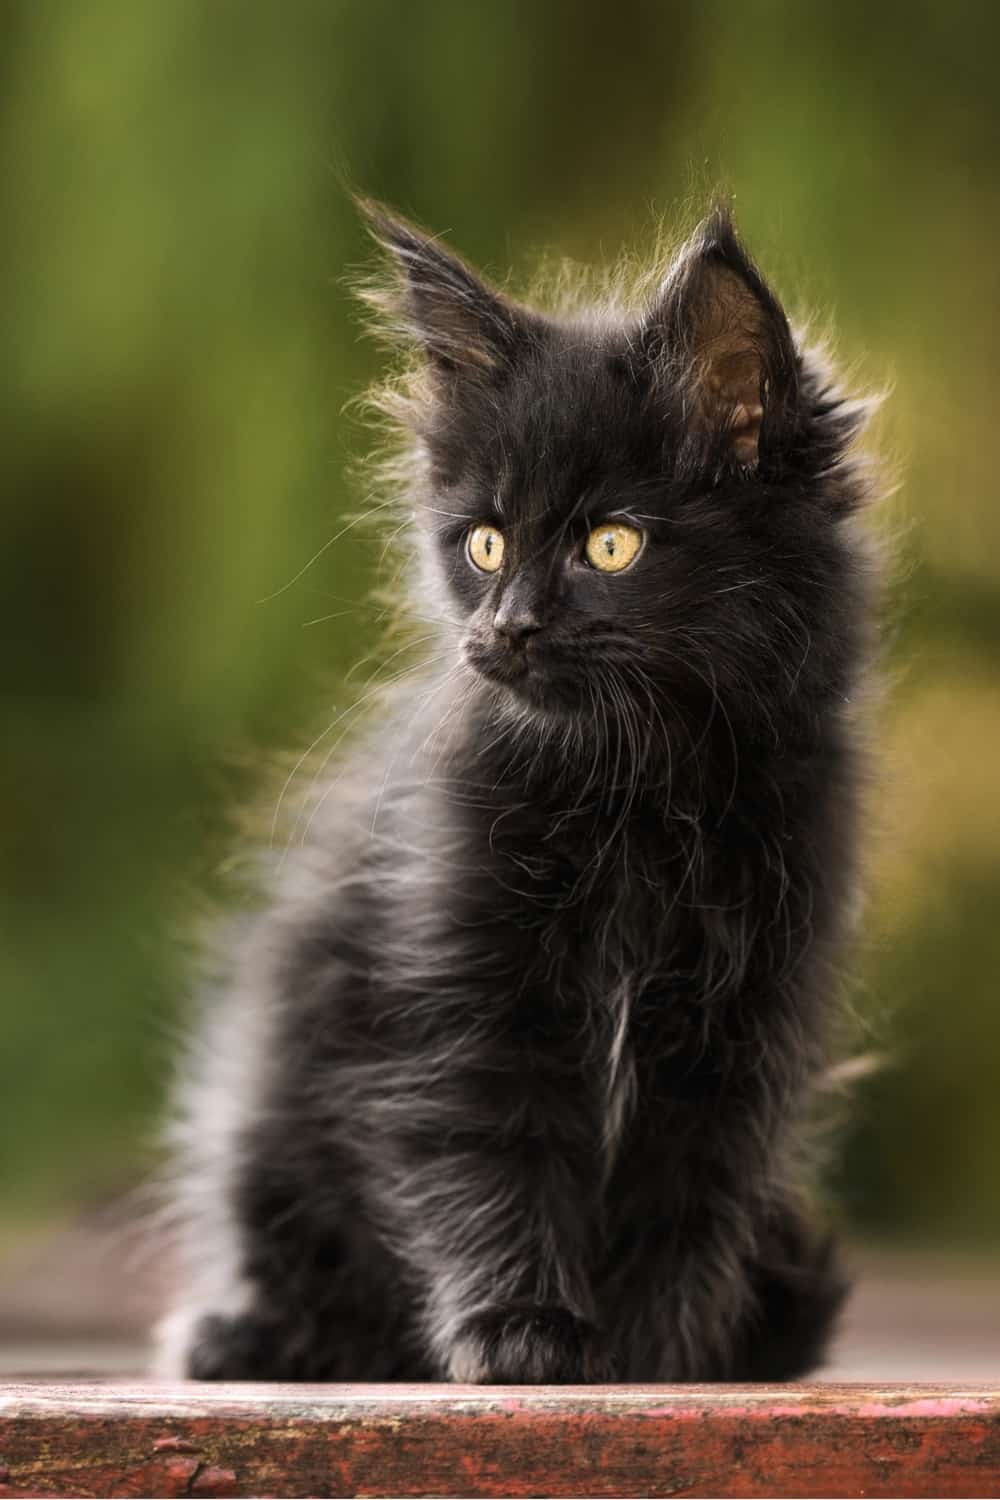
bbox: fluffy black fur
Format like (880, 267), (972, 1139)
(158, 202), (881, 1383)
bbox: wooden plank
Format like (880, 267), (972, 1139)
(0, 1382), (998, 1499)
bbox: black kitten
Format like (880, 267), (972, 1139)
(158, 202), (881, 1383)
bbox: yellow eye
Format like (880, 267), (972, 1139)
(585, 522), (643, 573)
(467, 524), (505, 573)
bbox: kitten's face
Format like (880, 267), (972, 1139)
(365, 203), (862, 742)
(431, 325), (770, 720)
(433, 330), (671, 716)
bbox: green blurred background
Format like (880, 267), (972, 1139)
(2, 0), (998, 1251)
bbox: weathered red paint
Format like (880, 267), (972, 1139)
(0, 1381), (997, 1498)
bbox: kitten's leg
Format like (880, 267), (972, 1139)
(363, 1078), (610, 1383)
(615, 1163), (850, 1381)
(157, 975), (433, 1380)
(409, 1161), (610, 1384)
(604, 1163), (759, 1380)
(605, 1070), (829, 1379)
(609, 938), (844, 1380)
(608, 1197), (846, 1381)
(159, 1173), (435, 1381)
(631, 1198), (847, 1382)
(728, 1207), (849, 1380)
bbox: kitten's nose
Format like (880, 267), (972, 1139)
(493, 595), (543, 643)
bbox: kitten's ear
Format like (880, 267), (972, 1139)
(358, 199), (529, 379)
(641, 209), (798, 466)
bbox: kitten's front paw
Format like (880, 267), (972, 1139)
(448, 1305), (612, 1384)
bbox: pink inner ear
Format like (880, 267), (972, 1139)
(704, 350), (766, 462)
(731, 402), (764, 431)
(729, 405), (764, 463)
(667, 253), (779, 464)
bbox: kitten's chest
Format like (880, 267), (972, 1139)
(542, 841), (753, 1155)
(469, 793), (742, 1153)
(485, 791), (680, 918)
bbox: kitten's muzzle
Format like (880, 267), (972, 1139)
(463, 624), (542, 688)
(465, 636), (534, 682)
(492, 596), (543, 643)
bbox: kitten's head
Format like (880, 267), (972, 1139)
(360, 201), (876, 750)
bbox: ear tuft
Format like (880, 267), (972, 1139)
(356, 197), (526, 379)
(643, 208), (798, 467)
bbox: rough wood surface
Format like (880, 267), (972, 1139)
(0, 1381), (998, 1498)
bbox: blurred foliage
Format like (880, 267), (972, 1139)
(1, 0), (998, 1243)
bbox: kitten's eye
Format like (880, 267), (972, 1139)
(467, 524), (505, 573)
(584, 523), (643, 573)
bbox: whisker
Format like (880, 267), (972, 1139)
(256, 493), (401, 603)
